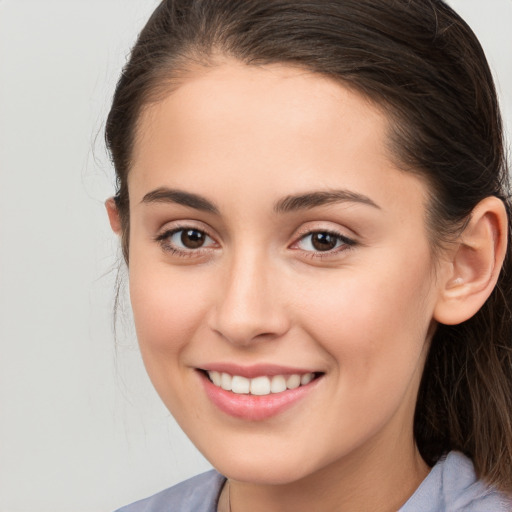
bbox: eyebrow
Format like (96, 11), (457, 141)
(141, 187), (380, 215)
(141, 187), (219, 214)
(274, 190), (380, 213)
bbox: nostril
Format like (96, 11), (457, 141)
(209, 323), (289, 347)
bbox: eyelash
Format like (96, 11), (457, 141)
(155, 225), (217, 257)
(155, 226), (356, 259)
(292, 230), (356, 259)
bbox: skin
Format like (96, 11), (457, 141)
(107, 61), (507, 511)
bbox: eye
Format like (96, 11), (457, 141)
(156, 227), (217, 254)
(172, 228), (210, 249)
(295, 231), (355, 253)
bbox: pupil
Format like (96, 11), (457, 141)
(181, 229), (205, 249)
(312, 232), (337, 251)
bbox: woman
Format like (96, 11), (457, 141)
(105, 0), (512, 510)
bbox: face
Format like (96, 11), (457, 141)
(125, 62), (442, 484)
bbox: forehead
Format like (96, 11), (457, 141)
(129, 60), (426, 215)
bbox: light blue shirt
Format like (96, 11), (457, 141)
(115, 452), (512, 511)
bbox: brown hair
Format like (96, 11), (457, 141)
(105, 0), (512, 492)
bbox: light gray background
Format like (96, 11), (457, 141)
(0, 1), (510, 511)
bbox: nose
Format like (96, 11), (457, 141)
(208, 249), (290, 346)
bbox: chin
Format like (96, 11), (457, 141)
(198, 440), (332, 486)
(215, 458), (315, 486)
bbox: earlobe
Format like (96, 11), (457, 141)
(105, 197), (122, 235)
(434, 196), (508, 325)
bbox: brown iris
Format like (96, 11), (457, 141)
(310, 232), (339, 251)
(180, 229), (206, 249)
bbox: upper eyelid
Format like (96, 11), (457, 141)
(291, 223), (357, 243)
(156, 226), (209, 240)
(291, 231), (356, 249)
(155, 223), (217, 246)
(156, 220), (216, 238)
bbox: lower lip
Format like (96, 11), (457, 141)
(200, 372), (321, 421)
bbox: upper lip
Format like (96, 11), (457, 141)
(198, 363), (321, 379)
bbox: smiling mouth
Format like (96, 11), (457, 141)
(204, 370), (322, 396)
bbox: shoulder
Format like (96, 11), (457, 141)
(114, 470), (226, 512)
(400, 451), (512, 512)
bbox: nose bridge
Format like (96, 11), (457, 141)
(210, 245), (288, 345)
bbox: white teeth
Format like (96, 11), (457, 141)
(286, 374), (301, 389)
(207, 371), (317, 395)
(250, 376), (271, 396)
(220, 372), (232, 391)
(210, 371), (221, 386)
(270, 375), (287, 393)
(301, 373), (314, 385)
(231, 375), (250, 394)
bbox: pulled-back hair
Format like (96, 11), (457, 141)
(105, 0), (512, 492)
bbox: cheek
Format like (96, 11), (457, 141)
(289, 266), (435, 448)
(296, 256), (435, 384)
(128, 261), (211, 365)
(127, 260), (221, 422)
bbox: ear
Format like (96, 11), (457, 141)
(434, 196), (508, 325)
(105, 197), (122, 235)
